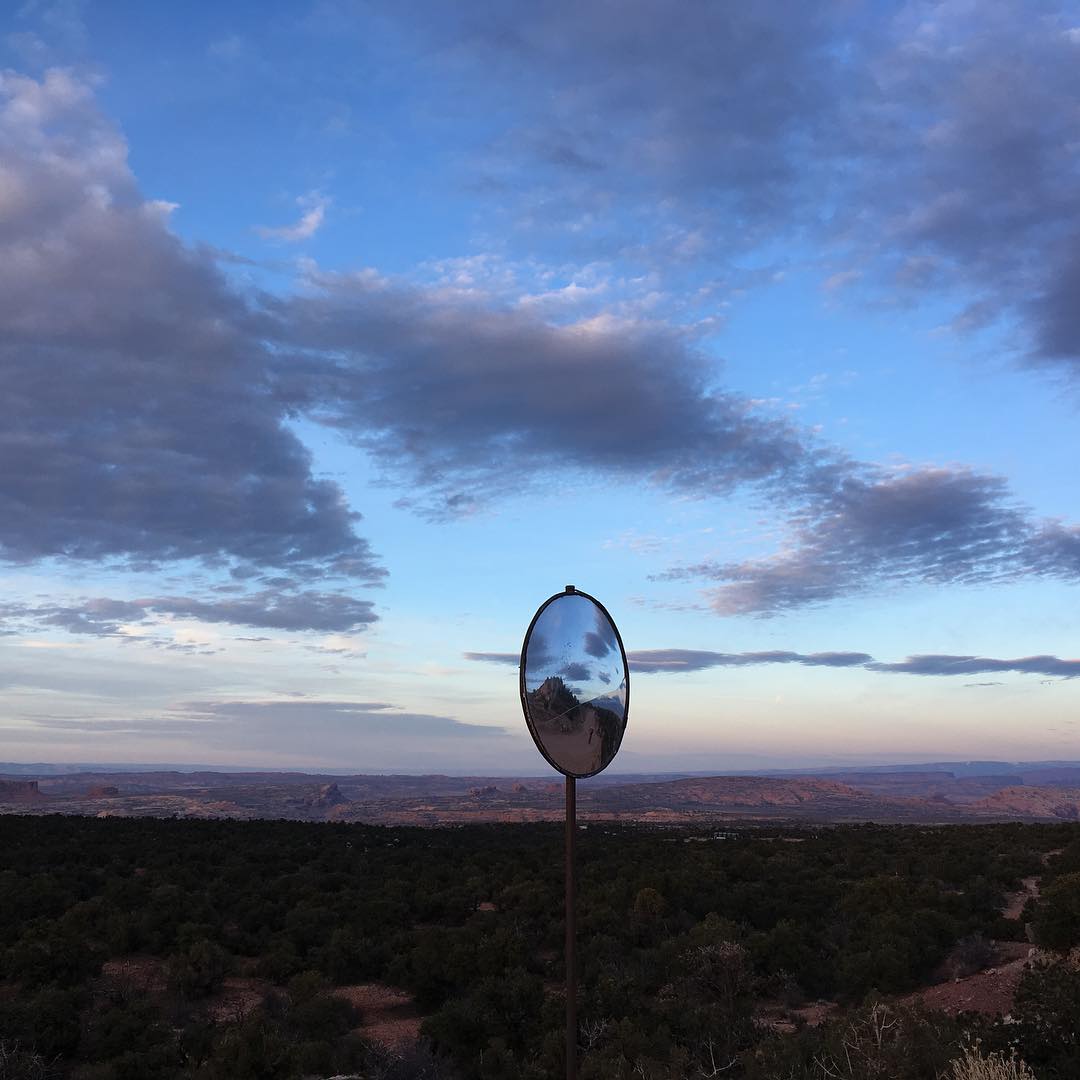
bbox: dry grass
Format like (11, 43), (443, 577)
(946, 1046), (1035, 1080)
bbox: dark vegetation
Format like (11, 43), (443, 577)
(1, 815), (1079, 1078)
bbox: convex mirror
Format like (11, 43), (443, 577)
(519, 587), (629, 778)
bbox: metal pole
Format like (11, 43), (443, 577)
(565, 773), (576, 1080)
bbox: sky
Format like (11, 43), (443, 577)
(1, 0), (1079, 775)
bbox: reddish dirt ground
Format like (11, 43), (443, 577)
(1001, 877), (1040, 920)
(205, 976), (273, 1023)
(901, 943), (1037, 1017)
(903, 859), (1064, 1018)
(334, 982), (423, 1050)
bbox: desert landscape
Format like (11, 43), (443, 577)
(5, 760), (1080, 825)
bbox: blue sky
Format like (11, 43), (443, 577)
(1, 0), (1078, 774)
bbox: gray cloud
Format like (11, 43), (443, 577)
(27, 716), (211, 737)
(260, 274), (1079, 619)
(22, 700), (513, 757)
(407, 1), (838, 236)
(0, 70), (382, 582)
(181, 699), (510, 742)
(3, 67), (1078, 624)
(467, 647), (1078, 679)
(4, 591), (378, 635)
(265, 268), (821, 518)
(851, 3), (1080, 373)
(463, 651), (519, 666)
(867, 655), (1080, 679)
(560, 661), (591, 682)
(583, 631), (613, 659)
(0, 67), (835, 588)
(143, 592), (377, 633)
(37, 598), (147, 636)
(627, 649), (873, 673)
(659, 467), (1074, 615)
(395, 3), (1080, 378)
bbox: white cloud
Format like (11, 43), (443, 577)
(256, 191), (330, 242)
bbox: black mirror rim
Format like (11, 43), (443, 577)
(518, 587), (630, 779)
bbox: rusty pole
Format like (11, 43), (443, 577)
(565, 773), (577, 1080)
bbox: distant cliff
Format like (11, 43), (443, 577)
(302, 783), (350, 810)
(0, 779), (43, 800)
(972, 785), (1080, 820)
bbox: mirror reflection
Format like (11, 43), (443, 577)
(522, 592), (628, 777)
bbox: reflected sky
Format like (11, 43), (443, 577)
(524, 593), (627, 716)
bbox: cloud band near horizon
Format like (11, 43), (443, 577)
(465, 649), (1080, 679)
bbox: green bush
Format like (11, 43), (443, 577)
(1031, 871), (1080, 952)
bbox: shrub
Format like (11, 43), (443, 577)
(949, 933), (998, 979)
(1011, 957), (1080, 1077)
(0, 1039), (58, 1080)
(167, 939), (231, 999)
(1031, 871), (1080, 952)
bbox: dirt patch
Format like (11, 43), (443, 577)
(205, 976), (273, 1023)
(98, 957), (272, 1023)
(334, 982), (422, 1050)
(756, 999), (838, 1033)
(792, 1000), (839, 1027)
(1002, 876), (1040, 920)
(900, 947), (1038, 1017)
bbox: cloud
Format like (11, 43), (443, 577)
(26, 715), (211, 737)
(180, 699), (511, 746)
(256, 191), (329, 242)
(583, 631), (613, 659)
(143, 592), (377, 633)
(3, 68), (1078, 623)
(627, 649), (873, 673)
(852, 3), (1080, 374)
(0, 70), (380, 582)
(3, 591), (378, 635)
(466, 647), (881, 675)
(867, 655), (1080, 679)
(467, 647), (1079, 679)
(395, 2), (1080, 379)
(463, 651), (519, 666)
(36, 598), (148, 636)
(22, 700), (513, 759)
(659, 467), (1078, 615)
(560, 661), (591, 682)
(0, 67), (825, 574)
(411, 1), (838, 231)
(265, 266), (822, 518)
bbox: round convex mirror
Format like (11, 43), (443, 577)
(520, 588), (629, 778)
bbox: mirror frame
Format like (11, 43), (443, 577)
(518, 586), (630, 779)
